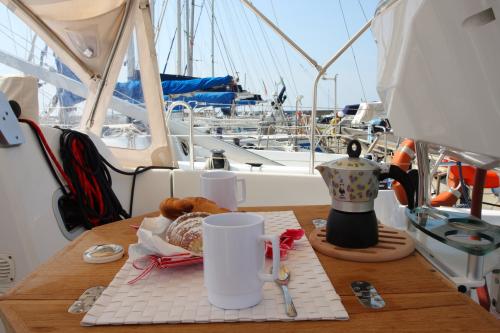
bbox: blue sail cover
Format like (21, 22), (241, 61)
(113, 75), (234, 105)
(114, 80), (144, 104)
(236, 99), (257, 106)
(161, 75), (233, 95)
(54, 59), (236, 107)
(55, 58), (85, 107)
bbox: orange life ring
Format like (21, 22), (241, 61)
(392, 139), (415, 171)
(391, 139), (461, 207)
(449, 164), (500, 188)
(430, 171), (461, 207)
(392, 139), (416, 205)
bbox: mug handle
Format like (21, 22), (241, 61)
(257, 234), (280, 282)
(237, 178), (246, 204)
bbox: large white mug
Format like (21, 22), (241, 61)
(203, 213), (280, 309)
(200, 170), (246, 211)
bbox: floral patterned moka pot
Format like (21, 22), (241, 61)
(316, 140), (415, 213)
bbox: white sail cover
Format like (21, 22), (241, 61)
(372, 0), (500, 158)
(351, 102), (385, 125)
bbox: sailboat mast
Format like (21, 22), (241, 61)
(211, 0), (214, 76)
(176, 0), (182, 75)
(185, 0), (190, 76)
(127, 38), (136, 80)
(27, 33), (37, 62)
(188, 0), (195, 76)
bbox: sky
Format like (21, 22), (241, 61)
(0, 0), (381, 110)
(157, 0), (381, 109)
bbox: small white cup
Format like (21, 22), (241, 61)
(200, 171), (246, 211)
(203, 213), (280, 309)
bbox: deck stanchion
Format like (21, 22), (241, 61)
(167, 101), (195, 170)
(416, 141), (431, 207)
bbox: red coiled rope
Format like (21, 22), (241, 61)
(19, 118), (76, 194)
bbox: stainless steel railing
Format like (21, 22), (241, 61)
(166, 101), (195, 170)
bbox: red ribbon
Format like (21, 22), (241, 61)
(128, 253), (203, 284)
(128, 229), (305, 284)
(265, 229), (305, 260)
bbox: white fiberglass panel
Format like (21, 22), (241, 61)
(373, 0), (500, 158)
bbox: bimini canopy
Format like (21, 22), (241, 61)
(14, 0), (127, 78)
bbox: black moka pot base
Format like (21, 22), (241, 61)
(326, 209), (379, 248)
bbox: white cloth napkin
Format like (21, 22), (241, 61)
(128, 215), (199, 260)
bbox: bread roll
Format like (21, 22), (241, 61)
(165, 212), (208, 255)
(159, 197), (229, 220)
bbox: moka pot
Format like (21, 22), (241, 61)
(316, 140), (415, 248)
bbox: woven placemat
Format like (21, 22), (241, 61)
(81, 211), (348, 326)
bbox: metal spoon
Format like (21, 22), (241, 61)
(275, 265), (297, 317)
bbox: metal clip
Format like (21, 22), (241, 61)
(351, 281), (385, 309)
(68, 286), (106, 314)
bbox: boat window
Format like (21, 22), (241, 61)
(102, 29), (151, 150)
(0, 8), (87, 129)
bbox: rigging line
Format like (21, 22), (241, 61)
(205, 3), (232, 74)
(205, 4), (230, 76)
(297, 62), (330, 98)
(357, 0), (369, 22)
(254, 13), (284, 86)
(212, 1), (238, 76)
(192, 0), (206, 39)
(0, 28), (19, 48)
(203, 3), (230, 75)
(162, 27), (177, 73)
(154, 0), (169, 45)
(24, 24), (29, 60)
(240, 3), (274, 91)
(224, 0), (257, 90)
(182, 0), (205, 76)
(229, 1), (267, 89)
(0, 27), (41, 65)
(213, 7), (237, 76)
(162, 1), (185, 74)
(338, 0), (367, 102)
(190, 0), (205, 74)
(256, 17), (293, 109)
(5, 7), (18, 57)
(0, 22), (47, 55)
(237, 0), (275, 90)
(270, 0), (299, 97)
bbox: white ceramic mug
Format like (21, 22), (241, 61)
(203, 213), (280, 309)
(200, 171), (246, 211)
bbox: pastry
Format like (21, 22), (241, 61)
(159, 197), (229, 220)
(165, 212), (208, 255)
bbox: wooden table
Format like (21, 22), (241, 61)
(1, 205), (499, 332)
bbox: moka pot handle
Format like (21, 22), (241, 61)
(379, 164), (415, 210)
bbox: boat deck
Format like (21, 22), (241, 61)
(1, 205), (499, 332)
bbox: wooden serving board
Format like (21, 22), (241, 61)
(309, 224), (415, 262)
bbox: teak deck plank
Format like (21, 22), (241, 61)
(1, 205), (499, 332)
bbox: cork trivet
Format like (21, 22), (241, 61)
(309, 224), (415, 262)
